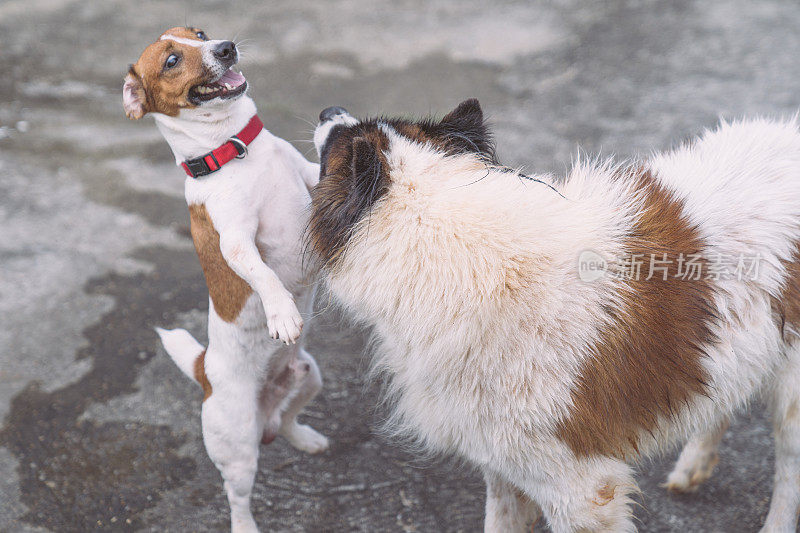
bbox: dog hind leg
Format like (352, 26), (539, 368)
(510, 458), (637, 533)
(664, 418), (730, 493)
(278, 348), (329, 454)
(202, 377), (262, 533)
(483, 470), (541, 533)
(761, 354), (800, 533)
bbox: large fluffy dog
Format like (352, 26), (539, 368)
(124, 27), (328, 532)
(308, 101), (800, 532)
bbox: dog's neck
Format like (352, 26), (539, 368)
(154, 96), (258, 163)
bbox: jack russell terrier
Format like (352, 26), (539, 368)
(123, 27), (328, 532)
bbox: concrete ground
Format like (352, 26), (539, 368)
(1, 0), (799, 531)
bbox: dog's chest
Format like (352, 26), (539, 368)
(188, 204), (253, 322)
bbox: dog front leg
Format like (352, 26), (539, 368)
(219, 231), (302, 343)
(280, 140), (320, 191)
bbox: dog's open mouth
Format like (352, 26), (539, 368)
(190, 69), (247, 103)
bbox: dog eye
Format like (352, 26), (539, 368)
(164, 54), (180, 69)
(196, 31), (208, 40)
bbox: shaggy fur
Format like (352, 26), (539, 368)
(309, 100), (800, 532)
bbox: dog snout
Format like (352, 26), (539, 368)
(213, 41), (237, 63)
(319, 106), (348, 123)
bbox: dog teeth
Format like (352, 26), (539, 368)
(195, 81), (239, 96)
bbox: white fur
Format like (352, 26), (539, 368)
(140, 51), (326, 531)
(159, 36), (233, 82)
(314, 114), (800, 532)
(154, 326), (204, 379)
(160, 34), (204, 47)
(312, 111), (357, 149)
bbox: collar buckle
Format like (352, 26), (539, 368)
(179, 115), (262, 178)
(184, 156), (213, 178)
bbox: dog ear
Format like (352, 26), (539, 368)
(441, 98), (483, 129)
(123, 66), (148, 120)
(351, 137), (380, 181)
(438, 98), (496, 162)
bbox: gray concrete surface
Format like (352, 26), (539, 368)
(1, 0), (798, 531)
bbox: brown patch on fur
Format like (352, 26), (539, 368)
(388, 99), (496, 162)
(193, 350), (213, 401)
(126, 27), (210, 117)
(772, 241), (800, 343)
(189, 204), (253, 322)
(787, 400), (799, 422)
(591, 483), (616, 506)
(390, 121), (458, 155)
(557, 167), (716, 459)
(309, 125), (391, 267)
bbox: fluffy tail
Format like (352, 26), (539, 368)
(155, 327), (205, 382)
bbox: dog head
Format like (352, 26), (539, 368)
(308, 99), (495, 268)
(123, 27), (247, 119)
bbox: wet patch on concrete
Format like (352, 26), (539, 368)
(0, 246), (208, 531)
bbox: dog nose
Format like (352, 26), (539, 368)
(319, 106), (348, 123)
(213, 41), (236, 61)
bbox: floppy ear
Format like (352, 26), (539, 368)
(351, 137), (380, 181)
(348, 136), (387, 213)
(123, 66), (148, 120)
(307, 135), (388, 268)
(438, 98), (496, 162)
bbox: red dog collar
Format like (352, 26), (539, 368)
(181, 115), (263, 178)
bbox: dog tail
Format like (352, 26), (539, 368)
(155, 327), (206, 383)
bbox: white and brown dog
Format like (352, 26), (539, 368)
(124, 27), (328, 532)
(308, 100), (800, 532)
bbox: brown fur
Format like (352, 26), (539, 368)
(309, 126), (391, 267)
(556, 167), (717, 459)
(773, 242), (800, 343)
(126, 27), (210, 117)
(189, 204), (253, 322)
(388, 99), (496, 162)
(194, 350), (213, 401)
(592, 483), (617, 506)
(309, 101), (494, 269)
(786, 400), (799, 422)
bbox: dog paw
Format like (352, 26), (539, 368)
(284, 423), (329, 454)
(263, 294), (303, 344)
(662, 452), (719, 493)
(231, 515), (260, 533)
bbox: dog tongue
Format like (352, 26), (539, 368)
(219, 69), (245, 87)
